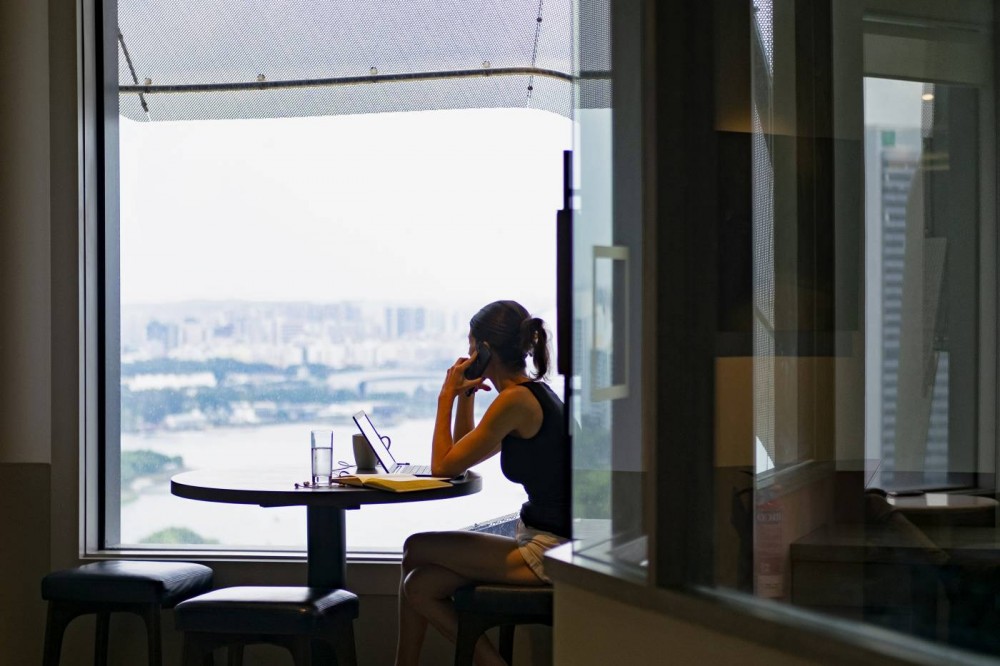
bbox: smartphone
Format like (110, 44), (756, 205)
(463, 342), (492, 380)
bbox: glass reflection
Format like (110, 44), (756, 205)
(734, 0), (1000, 656)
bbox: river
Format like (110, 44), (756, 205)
(121, 417), (527, 552)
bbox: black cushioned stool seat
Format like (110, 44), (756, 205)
(175, 586), (358, 666)
(41, 560), (214, 666)
(453, 584), (553, 666)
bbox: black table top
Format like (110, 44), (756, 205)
(171, 468), (482, 509)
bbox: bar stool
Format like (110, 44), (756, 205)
(453, 584), (553, 666)
(174, 586), (358, 666)
(41, 560), (214, 666)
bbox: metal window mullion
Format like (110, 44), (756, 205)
(97, 0), (122, 551)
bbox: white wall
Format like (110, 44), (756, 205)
(0, 0), (56, 660)
(0, 0), (52, 467)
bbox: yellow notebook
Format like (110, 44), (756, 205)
(333, 473), (451, 493)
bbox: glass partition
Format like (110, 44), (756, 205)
(569, 0), (647, 578)
(560, 0), (1000, 659)
(713, 0), (1000, 654)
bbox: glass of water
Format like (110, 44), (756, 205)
(310, 430), (334, 486)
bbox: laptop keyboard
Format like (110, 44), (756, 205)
(394, 464), (433, 476)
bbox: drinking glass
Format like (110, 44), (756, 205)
(310, 430), (334, 486)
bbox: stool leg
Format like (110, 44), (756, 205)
(43, 602), (77, 666)
(182, 636), (200, 666)
(182, 633), (216, 666)
(498, 625), (515, 665)
(454, 614), (487, 666)
(140, 605), (162, 666)
(227, 643), (244, 666)
(332, 620), (358, 666)
(95, 611), (110, 666)
(289, 635), (312, 666)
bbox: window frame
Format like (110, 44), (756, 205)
(82, 0), (125, 552)
(83, 0), (569, 556)
(82, 0), (118, 555)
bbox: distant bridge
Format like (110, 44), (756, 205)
(357, 374), (441, 398)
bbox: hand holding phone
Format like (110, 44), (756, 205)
(461, 342), (492, 396)
(463, 342), (492, 380)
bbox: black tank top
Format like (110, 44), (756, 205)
(500, 381), (570, 538)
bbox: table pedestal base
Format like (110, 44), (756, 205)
(307, 505), (349, 664)
(307, 505), (348, 588)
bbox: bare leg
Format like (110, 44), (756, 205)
(406, 564), (504, 666)
(394, 531), (547, 666)
(396, 561), (430, 666)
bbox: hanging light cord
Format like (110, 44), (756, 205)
(527, 0), (545, 106)
(118, 30), (151, 118)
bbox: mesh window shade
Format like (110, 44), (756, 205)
(577, 0), (611, 109)
(752, 4), (777, 464)
(116, 0), (575, 121)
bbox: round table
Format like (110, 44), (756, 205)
(171, 468), (482, 589)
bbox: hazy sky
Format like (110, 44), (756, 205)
(119, 108), (573, 312)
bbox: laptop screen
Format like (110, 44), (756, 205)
(353, 410), (396, 473)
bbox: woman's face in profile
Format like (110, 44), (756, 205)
(467, 333), (477, 357)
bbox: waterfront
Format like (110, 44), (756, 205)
(121, 417), (528, 551)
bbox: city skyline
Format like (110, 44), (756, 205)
(122, 299), (477, 367)
(121, 298), (557, 366)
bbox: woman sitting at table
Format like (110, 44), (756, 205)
(396, 300), (569, 666)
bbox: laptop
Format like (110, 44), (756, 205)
(352, 410), (435, 476)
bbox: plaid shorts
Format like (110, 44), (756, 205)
(515, 518), (569, 583)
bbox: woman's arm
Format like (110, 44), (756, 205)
(452, 391), (476, 442)
(432, 388), (533, 477)
(430, 357), (528, 477)
(431, 391), (459, 473)
(431, 356), (486, 474)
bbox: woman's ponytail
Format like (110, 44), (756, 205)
(471, 301), (550, 377)
(520, 316), (550, 379)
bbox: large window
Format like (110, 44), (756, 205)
(99, 0), (573, 552)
